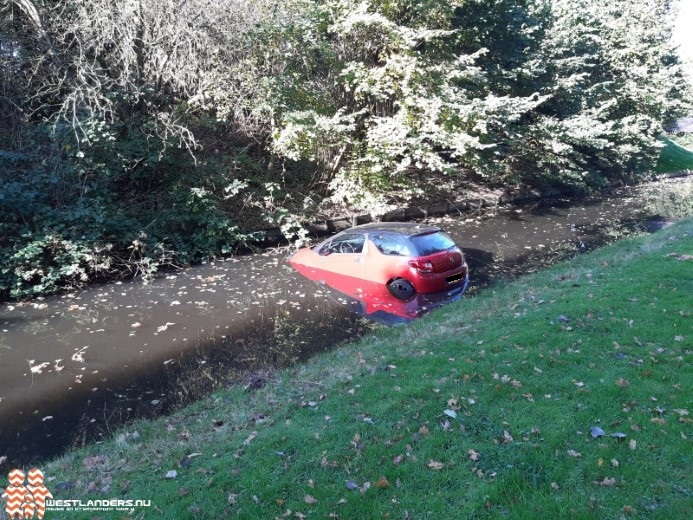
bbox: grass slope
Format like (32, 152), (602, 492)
(32, 220), (693, 519)
(656, 137), (693, 173)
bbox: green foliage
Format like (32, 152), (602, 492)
(260, 0), (690, 211)
(261, 0), (549, 213)
(645, 177), (693, 218)
(3, 234), (111, 299)
(0, 120), (260, 300)
(668, 131), (693, 150)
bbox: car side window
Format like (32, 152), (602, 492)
(371, 234), (412, 256)
(318, 241), (332, 255)
(329, 233), (365, 254)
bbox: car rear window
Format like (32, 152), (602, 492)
(410, 231), (456, 256)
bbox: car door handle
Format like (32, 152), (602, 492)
(354, 258), (363, 263)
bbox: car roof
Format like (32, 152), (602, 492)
(345, 222), (442, 237)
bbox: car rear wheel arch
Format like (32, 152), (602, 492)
(386, 277), (417, 301)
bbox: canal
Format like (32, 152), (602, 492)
(0, 177), (687, 466)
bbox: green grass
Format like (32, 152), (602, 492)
(28, 220), (693, 519)
(656, 137), (693, 173)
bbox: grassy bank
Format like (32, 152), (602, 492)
(30, 220), (693, 519)
(656, 137), (693, 173)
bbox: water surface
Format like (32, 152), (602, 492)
(0, 177), (686, 466)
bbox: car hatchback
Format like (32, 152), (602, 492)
(289, 222), (469, 301)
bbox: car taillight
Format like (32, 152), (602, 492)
(408, 259), (433, 273)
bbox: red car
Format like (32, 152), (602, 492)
(289, 222), (469, 301)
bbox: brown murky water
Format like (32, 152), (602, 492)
(0, 177), (686, 466)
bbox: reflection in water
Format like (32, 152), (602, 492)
(290, 261), (468, 325)
(0, 255), (374, 466)
(0, 177), (687, 466)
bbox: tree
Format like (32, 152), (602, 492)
(0, 0), (284, 298)
(261, 0), (689, 213)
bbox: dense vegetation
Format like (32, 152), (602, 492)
(1, 0), (690, 299)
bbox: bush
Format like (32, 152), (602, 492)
(645, 178), (693, 219)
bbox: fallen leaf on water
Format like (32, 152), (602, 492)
(427, 460), (445, 470)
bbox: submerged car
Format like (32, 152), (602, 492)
(289, 222), (469, 301)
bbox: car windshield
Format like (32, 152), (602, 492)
(410, 231), (456, 256)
